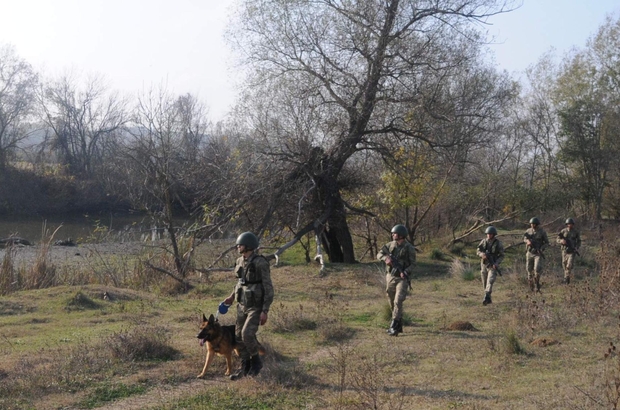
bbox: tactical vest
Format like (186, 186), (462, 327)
(235, 254), (266, 308)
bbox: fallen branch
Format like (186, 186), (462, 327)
(448, 212), (518, 246)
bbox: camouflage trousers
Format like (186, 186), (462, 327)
(562, 251), (576, 279)
(525, 252), (544, 280)
(480, 263), (497, 294)
(235, 304), (262, 359)
(386, 274), (408, 321)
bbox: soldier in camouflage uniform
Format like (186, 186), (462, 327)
(556, 218), (581, 285)
(523, 217), (549, 292)
(223, 232), (274, 380)
(476, 226), (505, 306)
(377, 224), (416, 336)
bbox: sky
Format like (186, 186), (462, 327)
(0, 0), (619, 123)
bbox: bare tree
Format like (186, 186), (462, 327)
(119, 87), (212, 286)
(0, 44), (38, 170)
(40, 72), (128, 179)
(230, 0), (517, 262)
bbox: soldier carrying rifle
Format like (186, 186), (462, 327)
(523, 217), (549, 292)
(476, 226), (505, 306)
(556, 218), (581, 285)
(377, 224), (416, 337)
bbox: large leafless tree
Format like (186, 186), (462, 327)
(0, 45), (38, 170)
(40, 72), (128, 179)
(230, 0), (517, 262)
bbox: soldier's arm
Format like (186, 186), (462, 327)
(576, 232), (582, 249)
(476, 240), (486, 259)
(256, 258), (274, 314)
(556, 231), (565, 245)
(496, 242), (505, 265)
(404, 244), (416, 275)
(377, 244), (390, 261)
(541, 231), (550, 249)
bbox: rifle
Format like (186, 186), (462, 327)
(483, 251), (502, 276)
(558, 232), (580, 256)
(389, 256), (413, 290)
(524, 232), (545, 259)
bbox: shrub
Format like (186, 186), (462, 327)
(106, 324), (179, 362)
(65, 291), (101, 311)
(430, 248), (445, 260)
(449, 258), (476, 281)
(270, 303), (317, 333)
(504, 330), (526, 355)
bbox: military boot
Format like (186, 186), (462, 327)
(388, 319), (401, 336)
(248, 354), (263, 377)
(386, 319), (397, 333)
(563, 276), (570, 285)
(483, 292), (492, 306)
(535, 277), (541, 292)
(230, 357), (251, 381)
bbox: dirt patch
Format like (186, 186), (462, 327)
(530, 337), (561, 347)
(445, 321), (479, 331)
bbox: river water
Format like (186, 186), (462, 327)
(0, 213), (167, 244)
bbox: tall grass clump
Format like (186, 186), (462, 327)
(0, 246), (16, 295)
(106, 324), (179, 362)
(315, 292), (354, 343)
(430, 248), (445, 261)
(270, 303), (317, 333)
(504, 329), (527, 355)
(450, 258), (476, 281)
(326, 341), (408, 409)
(19, 224), (60, 290)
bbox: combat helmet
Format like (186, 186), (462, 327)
(565, 218), (575, 225)
(529, 217), (540, 225)
(391, 224), (408, 238)
(236, 232), (259, 250)
(485, 226), (498, 235)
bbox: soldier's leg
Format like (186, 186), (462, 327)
(231, 305), (251, 380)
(240, 308), (262, 357)
(392, 279), (408, 322)
(235, 305), (250, 359)
(533, 255), (544, 291)
(386, 274), (397, 315)
(481, 265), (493, 305)
(480, 264), (488, 290)
(486, 268), (497, 294)
(526, 253), (535, 280)
(564, 253), (575, 283)
(526, 253), (536, 291)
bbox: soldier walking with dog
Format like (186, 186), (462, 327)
(377, 224), (416, 336)
(524, 217), (549, 292)
(223, 232), (274, 380)
(557, 218), (581, 285)
(476, 226), (504, 306)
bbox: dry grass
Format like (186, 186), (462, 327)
(2, 227), (620, 409)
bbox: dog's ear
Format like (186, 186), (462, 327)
(208, 314), (215, 323)
(202, 313), (208, 322)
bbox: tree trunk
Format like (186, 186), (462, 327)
(318, 175), (356, 263)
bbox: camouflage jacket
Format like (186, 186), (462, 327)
(523, 227), (549, 254)
(234, 253), (274, 313)
(476, 237), (505, 266)
(556, 228), (581, 253)
(377, 240), (416, 276)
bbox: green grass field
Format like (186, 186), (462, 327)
(1, 236), (619, 409)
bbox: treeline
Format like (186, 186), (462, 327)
(0, 1), (619, 263)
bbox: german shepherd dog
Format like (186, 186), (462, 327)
(196, 313), (238, 378)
